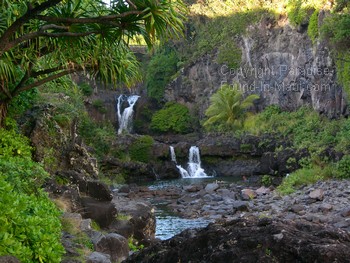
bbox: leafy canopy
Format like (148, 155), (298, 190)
(0, 0), (186, 115)
(203, 84), (259, 131)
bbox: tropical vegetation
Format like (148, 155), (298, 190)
(203, 84), (259, 132)
(0, 0), (186, 125)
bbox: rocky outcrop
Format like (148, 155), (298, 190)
(110, 196), (156, 245)
(165, 15), (348, 119)
(124, 217), (350, 263)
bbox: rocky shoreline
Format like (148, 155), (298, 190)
(117, 179), (350, 232)
(116, 178), (350, 262)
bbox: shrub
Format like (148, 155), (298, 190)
(79, 116), (116, 158)
(336, 155), (350, 179)
(0, 122), (32, 160)
(261, 175), (273, 187)
(129, 136), (154, 163)
(307, 10), (319, 43)
(286, 0), (320, 26)
(0, 127), (64, 262)
(92, 99), (107, 114)
(277, 165), (332, 195)
(146, 48), (178, 101)
(150, 102), (193, 134)
(321, 14), (350, 47)
(79, 82), (93, 96)
(216, 41), (242, 69)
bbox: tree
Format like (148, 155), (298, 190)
(0, 0), (186, 125)
(203, 84), (259, 131)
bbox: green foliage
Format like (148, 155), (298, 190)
(129, 136), (154, 163)
(322, 14), (350, 47)
(128, 236), (144, 252)
(216, 42), (242, 69)
(203, 84), (259, 132)
(79, 82), (93, 96)
(150, 102), (193, 134)
(336, 155), (350, 179)
(277, 165), (332, 195)
(146, 48), (179, 101)
(92, 99), (107, 114)
(0, 127), (64, 262)
(286, 0), (311, 26)
(333, 51), (350, 96)
(79, 116), (116, 159)
(243, 105), (341, 155)
(261, 175), (273, 187)
(0, 122), (32, 160)
(307, 10), (319, 43)
(7, 89), (38, 118)
(0, 0), (186, 123)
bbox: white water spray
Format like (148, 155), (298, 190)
(116, 95), (140, 134)
(169, 146), (209, 178)
(169, 146), (177, 163)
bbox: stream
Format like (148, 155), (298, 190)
(142, 177), (242, 240)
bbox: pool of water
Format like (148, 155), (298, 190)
(143, 177), (242, 240)
(155, 213), (212, 240)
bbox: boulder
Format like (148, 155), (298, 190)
(241, 188), (257, 200)
(86, 252), (111, 263)
(110, 198), (156, 244)
(93, 233), (129, 262)
(205, 183), (220, 193)
(80, 197), (117, 228)
(87, 180), (113, 201)
(309, 189), (324, 201)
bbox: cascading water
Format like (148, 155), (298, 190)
(169, 146), (177, 163)
(170, 146), (210, 178)
(116, 94), (140, 134)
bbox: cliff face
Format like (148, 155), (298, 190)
(165, 15), (348, 119)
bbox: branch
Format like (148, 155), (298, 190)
(36, 10), (143, 24)
(7, 30), (100, 49)
(13, 69), (78, 96)
(0, 0), (64, 53)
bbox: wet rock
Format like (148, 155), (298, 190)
(86, 252), (111, 263)
(93, 233), (129, 262)
(309, 189), (324, 201)
(241, 188), (257, 200)
(205, 183), (219, 193)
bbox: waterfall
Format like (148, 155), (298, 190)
(169, 146), (177, 163)
(116, 94), (140, 134)
(170, 145), (210, 178)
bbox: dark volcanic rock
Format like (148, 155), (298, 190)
(80, 197), (117, 228)
(124, 218), (350, 263)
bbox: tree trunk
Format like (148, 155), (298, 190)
(0, 100), (9, 128)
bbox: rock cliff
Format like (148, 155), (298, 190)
(165, 14), (348, 119)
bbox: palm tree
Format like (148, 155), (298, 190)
(0, 0), (186, 125)
(203, 83), (259, 131)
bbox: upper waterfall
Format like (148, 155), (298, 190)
(116, 94), (140, 135)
